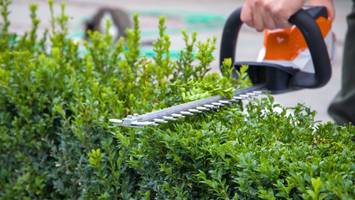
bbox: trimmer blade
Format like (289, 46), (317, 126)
(109, 84), (266, 127)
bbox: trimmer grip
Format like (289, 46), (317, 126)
(219, 7), (332, 90)
(288, 9), (331, 88)
(219, 8), (243, 74)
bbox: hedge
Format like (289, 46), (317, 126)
(0, 1), (354, 199)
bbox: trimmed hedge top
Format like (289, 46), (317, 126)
(0, 1), (354, 199)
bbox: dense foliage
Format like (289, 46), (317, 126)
(0, 1), (354, 199)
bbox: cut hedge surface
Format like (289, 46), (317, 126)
(0, 1), (354, 199)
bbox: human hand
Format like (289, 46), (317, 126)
(241, 0), (334, 31)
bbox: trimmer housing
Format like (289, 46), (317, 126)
(220, 6), (333, 93)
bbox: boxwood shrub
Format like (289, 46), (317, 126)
(0, 1), (354, 199)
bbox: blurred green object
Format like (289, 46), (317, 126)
(137, 9), (225, 36)
(67, 31), (186, 59)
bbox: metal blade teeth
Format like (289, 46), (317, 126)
(248, 91), (258, 98)
(171, 113), (184, 118)
(219, 100), (232, 105)
(254, 90), (264, 95)
(131, 121), (158, 127)
(109, 119), (123, 124)
(212, 102), (223, 106)
(204, 104), (216, 109)
(233, 96), (243, 100)
(196, 106), (209, 111)
(252, 91), (260, 96)
(188, 109), (202, 113)
(240, 94), (250, 99)
(230, 98), (239, 102)
(252, 90), (265, 98)
(163, 116), (177, 121)
(154, 119), (168, 124)
(180, 111), (193, 116)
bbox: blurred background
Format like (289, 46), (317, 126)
(9, 0), (353, 122)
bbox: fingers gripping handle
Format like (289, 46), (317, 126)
(219, 7), (332, 89)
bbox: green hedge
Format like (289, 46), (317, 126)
(0, 1), (354, 199)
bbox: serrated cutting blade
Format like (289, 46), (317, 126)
(109, 84), (266, 127)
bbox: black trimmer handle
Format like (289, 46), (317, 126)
(220, 7), (332, 90)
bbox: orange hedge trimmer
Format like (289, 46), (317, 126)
(110, 6), (334, 127)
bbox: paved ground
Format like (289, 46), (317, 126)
(9, 0), (353, 122)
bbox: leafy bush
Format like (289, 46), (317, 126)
(0, 1), (354, 199)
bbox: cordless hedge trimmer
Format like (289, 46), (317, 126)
(110, 6), (334, 127)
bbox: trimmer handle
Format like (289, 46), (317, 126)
(219, 7), (332, 92)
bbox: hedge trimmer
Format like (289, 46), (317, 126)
(110, 6), (334, 127)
